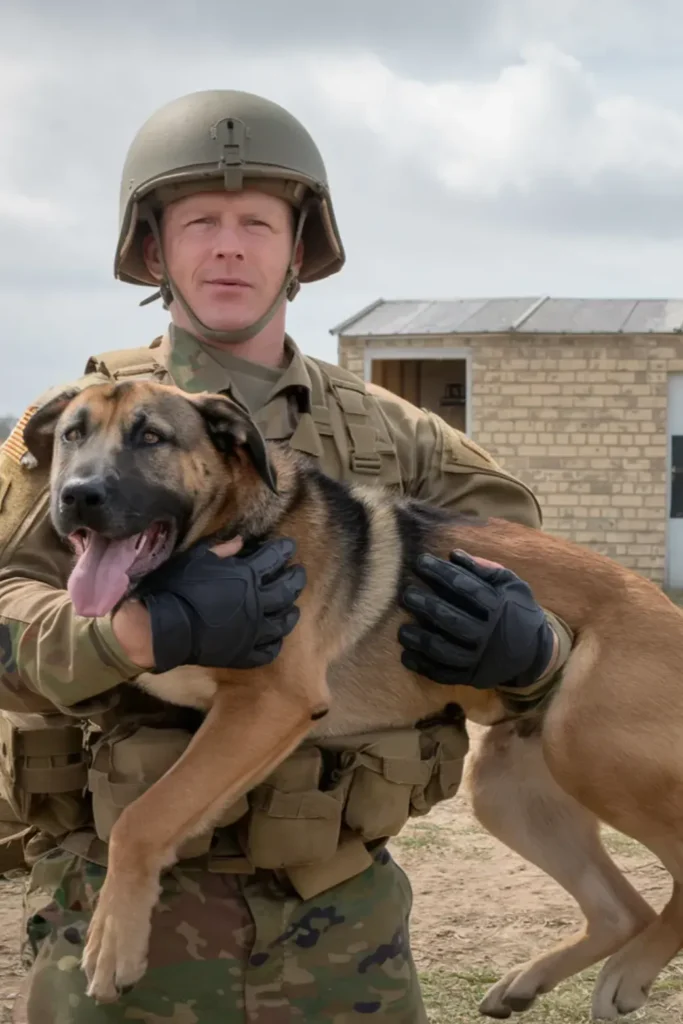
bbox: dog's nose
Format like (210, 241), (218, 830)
(60, 478), (107, 512)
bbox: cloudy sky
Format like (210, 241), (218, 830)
(3, 0), (683, 414)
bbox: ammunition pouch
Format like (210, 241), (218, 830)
(0, 711), (90, 838)
(322, 721), (468, 834)
(244, 746), (349, 868)
(88, 725), (248, 860)
(242, 722), (468, 880)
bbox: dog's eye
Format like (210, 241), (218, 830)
(142, 430), (162, 445)
(63, 427), (83, 443)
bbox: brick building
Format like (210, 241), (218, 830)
(330, 297), (683, 588)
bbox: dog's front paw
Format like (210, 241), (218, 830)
(81, 876), (159, 1003)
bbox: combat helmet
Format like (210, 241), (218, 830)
(115, 89), (345, 343)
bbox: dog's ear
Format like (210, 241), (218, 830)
(192, 394), (278, 494)
(22, 387), (80, 467)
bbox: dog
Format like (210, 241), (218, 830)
(22, 377), (683, 1020)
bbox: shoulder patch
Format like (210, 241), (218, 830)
(437, 418), (499, 472)
(0, 448), (51, 563)
(1, 405), (39, 468)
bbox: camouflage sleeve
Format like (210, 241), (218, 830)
(367, 384), (574, 705)
(0, 410), (143, 715)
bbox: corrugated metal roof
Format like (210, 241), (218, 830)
(329, 297), (683, 337)
(621, 299), (683, 334)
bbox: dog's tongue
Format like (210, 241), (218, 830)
(67, 533), (142, 618)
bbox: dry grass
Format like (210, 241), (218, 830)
(419, 961), (683, 1024)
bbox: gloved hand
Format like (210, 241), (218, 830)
(134, 537), (306, 673)
(398, 549), (554, 690)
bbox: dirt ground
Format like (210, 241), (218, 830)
(393, 789), (683, 1023)
(1, 732), (681, 1023)
(0, 875), (23, 1024)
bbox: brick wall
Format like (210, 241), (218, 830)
(338, 332), (683, 584)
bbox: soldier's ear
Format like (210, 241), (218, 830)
(190, 393), (278, 494)
(23, 388), (80, 467)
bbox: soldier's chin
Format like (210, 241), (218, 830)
(187, 299), (266, 336)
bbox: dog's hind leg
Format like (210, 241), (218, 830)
(591, 842), (683, 1019)
(466, 722), (656, 1019)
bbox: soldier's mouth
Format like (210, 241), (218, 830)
(67, 522), (177, 618)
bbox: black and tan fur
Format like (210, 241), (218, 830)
(23, 379), (683, 1020)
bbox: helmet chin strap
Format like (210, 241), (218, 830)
(138, 198), (310, 346)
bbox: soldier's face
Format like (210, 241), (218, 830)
(143, 190), (301, 335)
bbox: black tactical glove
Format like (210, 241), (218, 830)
(398, 550), (554, 690)
(135, 537), (306, 673)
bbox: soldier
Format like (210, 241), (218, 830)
(0, 90), (573, 1022)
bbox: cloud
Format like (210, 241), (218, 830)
(312, 42), (683, 236)
(0, 192), (73, 226)
(6, 0), (683, 75)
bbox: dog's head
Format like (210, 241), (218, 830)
(24, 380), (278, 618)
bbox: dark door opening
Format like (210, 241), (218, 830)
(370, 358), (467, 432)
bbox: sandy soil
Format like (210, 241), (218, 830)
(0, 876), (25, 1023)
(391, 795), (682, 1023)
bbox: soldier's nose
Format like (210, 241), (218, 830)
(61, 477), (107, 512)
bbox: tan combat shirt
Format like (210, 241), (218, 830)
(0, 326), (572, 716)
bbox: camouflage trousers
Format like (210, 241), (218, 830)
(18, 844), (428, 1023)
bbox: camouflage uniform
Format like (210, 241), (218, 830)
(0, 92), (574, 1023)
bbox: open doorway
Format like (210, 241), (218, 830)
(369, 356), (469, 433)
